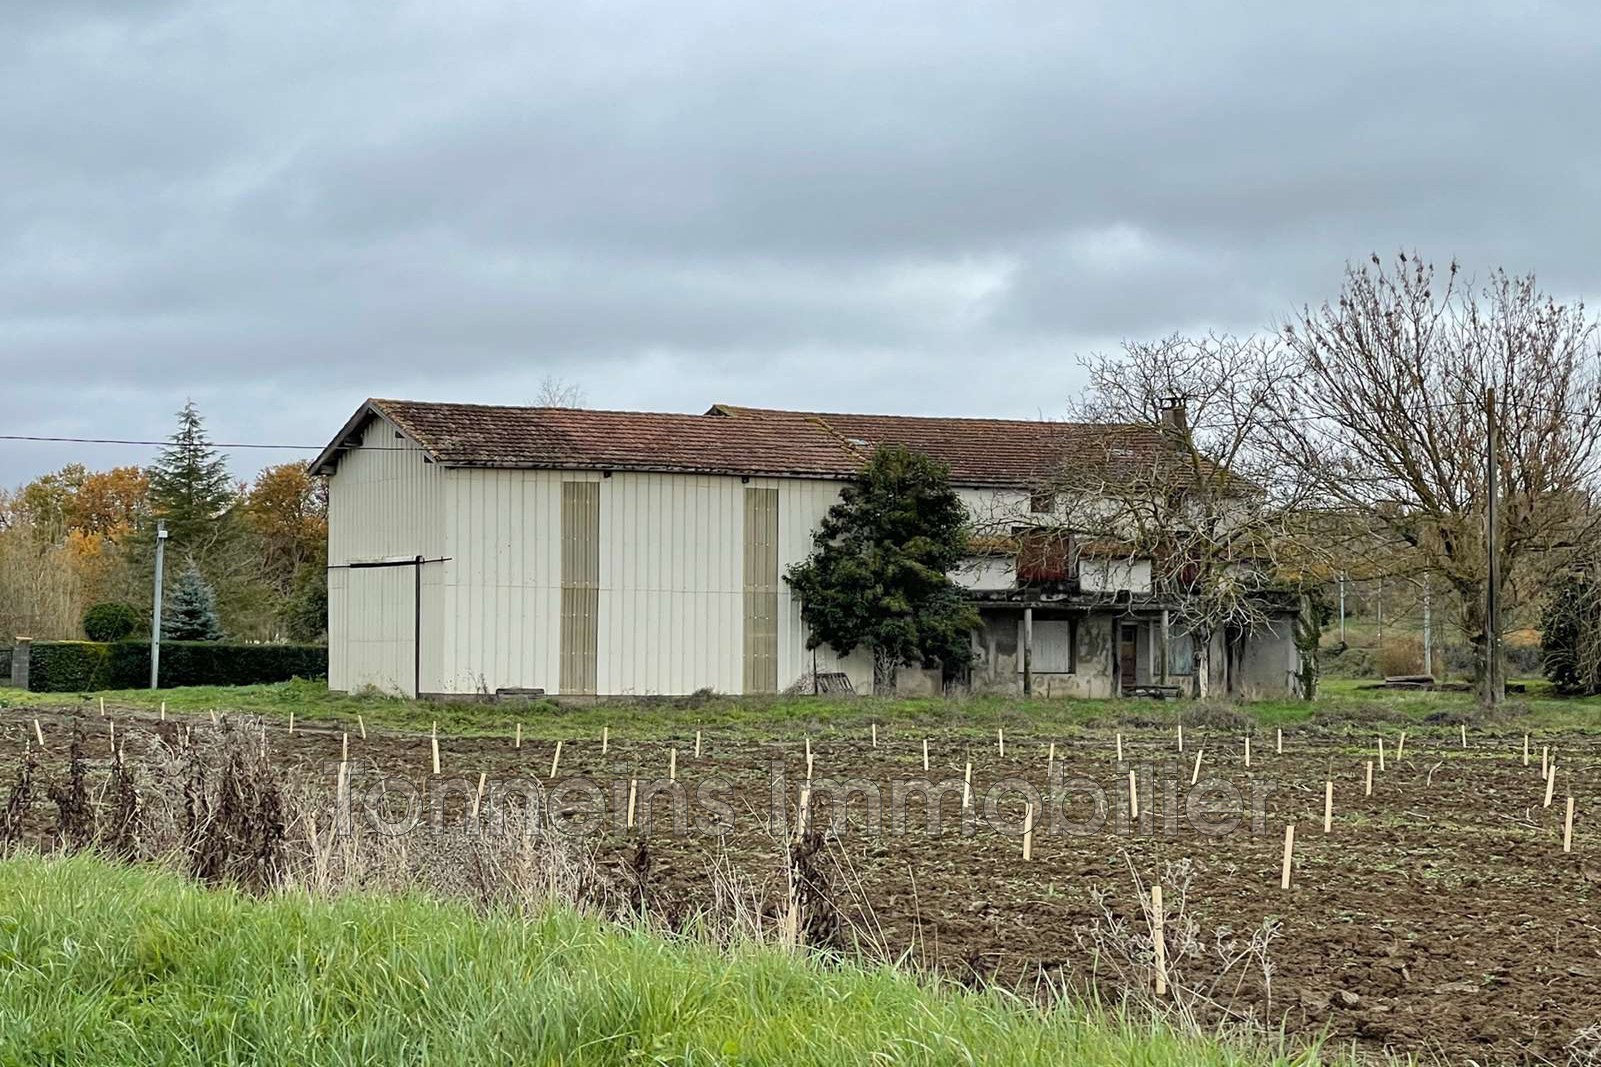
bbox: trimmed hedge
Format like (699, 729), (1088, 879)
(26, 641), (327, 693)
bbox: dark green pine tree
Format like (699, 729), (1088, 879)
(785, 445), (978, 692)
(148, 400), (235, 553)
(164, 561), (226, 641)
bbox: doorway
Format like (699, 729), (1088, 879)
(1119, 624), (1138, 693)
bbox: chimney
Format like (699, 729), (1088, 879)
(1159, 396), (1188, 435)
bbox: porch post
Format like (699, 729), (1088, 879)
(1022, 607), (1033, 697)
(1159, 609), (1170, 686)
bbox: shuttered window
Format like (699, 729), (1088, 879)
(560, 481), (600, 694)
(743, 487), (779, 693)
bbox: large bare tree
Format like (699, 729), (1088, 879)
(1278, 252), (1601, 705)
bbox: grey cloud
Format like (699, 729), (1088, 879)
(4, 0), (1601, 484)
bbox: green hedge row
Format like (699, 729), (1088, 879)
(26, 641), (327, 692)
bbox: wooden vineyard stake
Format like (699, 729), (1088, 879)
(963, 760), (973, 810)
(669, 746), (677, 783)
(805, 737), (813, 781)
(1128, 769), (1140, 820)
(602, 726), (609, 755)
(108, 720), (115, 756)
(922, 739), (930, 772)
(341, 732), (349, 762)
(1276, 727), (1283, 755)
(1365, 760), (1374, 797)
(1396, 731), (1406, 761)
(1281, 824), (1296, 890)
(1564, 797), (1575, 854)
(1523, 734), (1530, 767)
(626, 778), (638, 828)
(695, 729), (703, 758)
(99, 696), (105, 717)
(1047, 740), (1056, 776)
(209, 709), (219, 726)
(472, 772), (486, 819)
(1151, 885), (1168, 996)
(1378, 737), (1386, 772)
(33, 719), (44, 748)
(1191, 748), (1204, 786)
(1323, 781), (1333, 833)
(160, 701), (167, 721)
(549, 740), (563, 780)
(871, 723), (878, 748)
(1460, 723), (1467, 749)
(1116, 733), (1124, 762)
(431, 734), (441, 776)
(1021, 802), (1034, 861)
(1545, 765), (1557, 808)
(514, 723), (521, 749)
(1244, 735), (1251, 768)
(288, 711), (295, 735)
(359, 715), (367, 740)
(998, 727), (1005, 758)
(1177, 723), (1184, 752)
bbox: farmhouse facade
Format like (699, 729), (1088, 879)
(311, 399), (1303, 699)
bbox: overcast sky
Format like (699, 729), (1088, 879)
(5, 0), (1600, 485)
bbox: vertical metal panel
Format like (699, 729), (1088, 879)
(561, 481), (600, 694)
(743, 487), (779, 693)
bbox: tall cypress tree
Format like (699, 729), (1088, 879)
(148, 400), (234, 553)
(163, 561), (225, 641)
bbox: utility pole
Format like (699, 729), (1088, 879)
(1422, 573), (1432, 678)
(150, 520), (169, 689)
(1485, 388), (1502, 707)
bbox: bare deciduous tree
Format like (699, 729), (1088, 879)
(1278, 252), (1601, 705)
(534, 375), (587, 408)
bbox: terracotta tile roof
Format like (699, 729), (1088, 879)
(708, 404), (1182, 488)
(311, 398), (1186, 488)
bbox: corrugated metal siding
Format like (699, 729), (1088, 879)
(325, 417), (446, 695)
(560, 481), (600, 695)
(773, 479), (876, 693)
(742, 487), (779, 693)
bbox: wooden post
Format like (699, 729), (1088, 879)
(288, 711), (295, 735)
(32, 719), (44, 748)
(514, 723), (522, 749)
(1021, 802), (1034, 861)
(1128, 769), (1139, 820)
(359, 715), (367, 740)
(1177, 723), (1183, 752)
(1190, 748), (1203, 786)
(1244, 735), (1251, 768)
(1116, 733), (1124, 762)
(1276, 727), (1283, 755)
(805, 737), (812, 779)
(998, 727), (1005, 758)
(1541, 746), (1549, 781)
(1522, 734), (1529, 766)
(108, 719), (115, 756)
(99, 696), (105, 717)
(1460, 723), (1467, 749)
(550, 740), (563, 780)
(1151, 884), (1168, 996)
(341, 732), (349, 763)
(1323, 780), (1333, 834)
(1378, 737), (1386, 772)
(669, 747), (677, 782)
(472, 771), (486, 819)
(160, 701), (167, 721)
(627, 778), (638, 828)
(922, 739), (930, 772)
(963, 760), (973, 810)
(1396, 731), (1406, 761)
(695, 729), (703, 758)
(209, 708), (218, 726)
(1281, 824), (1296, 890)
(431, 735), (441, 776)
(602, 725), (609, 755)
(1564, 796), (1575, 854)
(871, 723), (877, 748)
(1047, 740), (1056, 776)
(1544, 765), (1557, 808)
(1365, 760), (1373, 797)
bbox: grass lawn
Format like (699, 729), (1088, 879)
(2, 675), (1598, 741)
(0, 853), (1339, 1067)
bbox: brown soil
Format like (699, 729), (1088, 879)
(3, 705), (1597, 1064)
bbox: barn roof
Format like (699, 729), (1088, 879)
(310, 397), (1184, 488)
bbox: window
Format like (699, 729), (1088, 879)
(1167, 629), (1194, 676)
(1022, 617), (1077, 673)
(1015, 528), (1074, 582)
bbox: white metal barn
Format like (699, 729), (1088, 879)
(311, 400), (1302, 699)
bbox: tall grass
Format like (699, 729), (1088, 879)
(0, 854), (1338, 1066)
